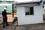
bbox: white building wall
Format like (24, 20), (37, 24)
(16, 5), (43, 25)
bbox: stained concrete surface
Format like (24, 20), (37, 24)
(16, 23), (45, 30)
(0, 23), (45, 30)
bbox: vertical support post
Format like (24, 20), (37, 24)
(12, 4), (14, 17)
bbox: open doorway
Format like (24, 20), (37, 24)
(43, 4), (45, 22)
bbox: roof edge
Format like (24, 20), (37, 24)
(16, 1), (42, 5)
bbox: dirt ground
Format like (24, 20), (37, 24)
(0, 23), (45, 30)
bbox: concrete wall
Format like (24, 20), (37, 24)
(16, 5), (43, 25)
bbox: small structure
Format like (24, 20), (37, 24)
(15, 0), (43, 25)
